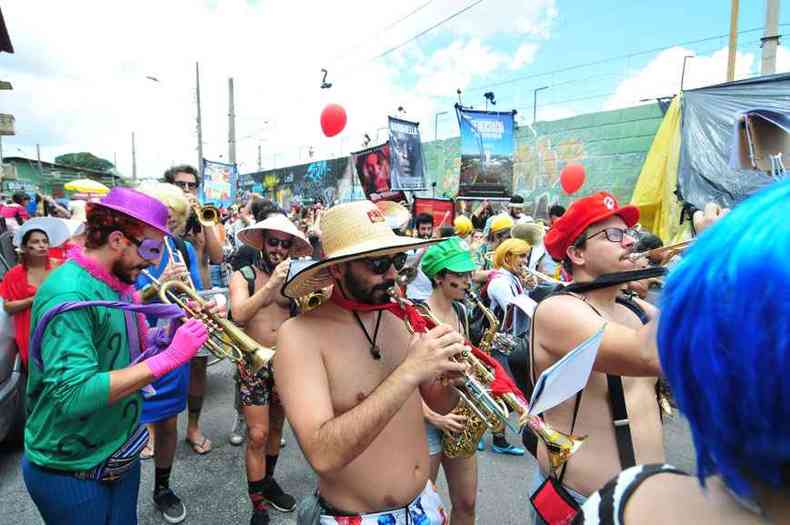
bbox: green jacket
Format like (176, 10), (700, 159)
(25, 260), (141, 471)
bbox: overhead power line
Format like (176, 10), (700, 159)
(372, 0), (484, 60)
(465, 25), (782, 93)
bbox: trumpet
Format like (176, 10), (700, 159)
(295, 286), (332, 313)
(141, 271), (274, 374)
(193, 204), (221, 226)
(624, 239), (693, 263)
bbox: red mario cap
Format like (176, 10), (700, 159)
(544, 192), (639, 261)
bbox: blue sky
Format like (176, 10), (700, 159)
(1, 0), (788, 178)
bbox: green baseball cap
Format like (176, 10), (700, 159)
(420, 237), (478, 278)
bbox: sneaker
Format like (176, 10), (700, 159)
(153, 489), (187, 524)
(229, 412), (246, 446)
(250, 508), (270, 525)
(261, 478), (296, 512)
(491, 443), (526, 456)
(477, 439), (485, 452)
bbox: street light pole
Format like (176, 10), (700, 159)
(533, 86), (549, 125)
(680, 55), (694, 91)
(434, 111), (448, 141)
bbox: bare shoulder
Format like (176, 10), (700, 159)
(275, 305), (336, 360)
(625, 474), (759, 524)
(533, 294), (600, 336)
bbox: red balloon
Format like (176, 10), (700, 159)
(320, 103), (347, 137)
(560, 164), (586, 194)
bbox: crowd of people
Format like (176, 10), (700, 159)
(2, 164), (788, 525)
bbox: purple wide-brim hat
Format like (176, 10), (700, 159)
(91, 187), (171, 236)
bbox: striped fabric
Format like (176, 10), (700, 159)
(76, 425), (150, 482)
(573, 464), (687, 525)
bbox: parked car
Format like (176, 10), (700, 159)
(0, 297), (25, 445)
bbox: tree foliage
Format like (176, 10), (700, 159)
(55, 152), (115, 173)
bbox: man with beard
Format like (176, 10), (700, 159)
(22, 188), (209, 524)
(528, 192), (664, 521)
(275, 201), (467, 524)
(163, 165), (224, 456)
(405, 213), (435, 302)
(229, 214), (313, 525)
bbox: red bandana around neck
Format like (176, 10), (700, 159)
(329, 284), (525, 402)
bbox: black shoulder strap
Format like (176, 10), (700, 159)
(240, 265), (256, 296)
(451, 300), (470, 339)
(616, 295), (649, 325)
(172, 237), (192, 272)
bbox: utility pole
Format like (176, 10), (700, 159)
(36, 144), (42, 175)
(195, 62), (204, 173)
(131, 132), (137, 182)
(727, 0), (740, 81)
(257, 144), (262, 170)
(761, 0), (781, 75)
(533, 86), (548, 124)
(228, 77), (236, 166)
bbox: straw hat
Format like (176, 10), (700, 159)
(283, 200), (443, 298)
(511, 222), (545, 246)
(237, 214), (312, 257)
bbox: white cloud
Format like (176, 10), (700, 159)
(445, 0), (558, 39)
(414, 39), (507, 98)
(510, 43), (539, 70)
(604, 46), (757, 110)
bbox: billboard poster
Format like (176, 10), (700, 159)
(455, 105), (515, 198)
(200, 159), (237, 207)
(412, 197), (455, 229)
(351, 142), (405, 202)
(388, 116), (426, 191)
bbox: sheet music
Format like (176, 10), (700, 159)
(528, 324), (605, 417)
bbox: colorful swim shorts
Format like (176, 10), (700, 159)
(319, 481), (447, 525)
(237, 358), (277, 407)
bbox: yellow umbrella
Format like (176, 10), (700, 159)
(64, 178), (110, 195)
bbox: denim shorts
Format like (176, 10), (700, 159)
(425, 422), (443, 456)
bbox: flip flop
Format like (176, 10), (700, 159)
(185, 435), (212, 455)
(140, 441), (155, 460)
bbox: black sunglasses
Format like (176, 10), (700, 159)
(265, 237), (293, 249)
(174, 180), (198, 190)
(494, 230), (511, 241)
(586, 227), (639, 243)
(364, 253), (408, 275)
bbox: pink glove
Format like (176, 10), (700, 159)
(144, 319), (209, 379)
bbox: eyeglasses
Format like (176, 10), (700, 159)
(173, 180), (198, 191)
(265, 237), (293, 249)
(364, 253), (408, 275)
(494, 231), (511, 241)
(586, 227), (639, 243)
(123, 233), (164, 261)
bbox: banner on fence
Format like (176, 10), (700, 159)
(352, 142), (405, 202)
(455, 105), (516, 198)
(412, 197), (455, 229)
(200, 159), (237, 207)
(388, 117), (426, 191)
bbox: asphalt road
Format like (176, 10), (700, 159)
(0, 360), (696, 525)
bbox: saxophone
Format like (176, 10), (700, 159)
(440, 290), (515, 458)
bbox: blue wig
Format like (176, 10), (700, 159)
(658, 179), (790, 499)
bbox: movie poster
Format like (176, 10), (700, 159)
(388, 117), (426, 191)
(352, 142), (406, 202)
(200, 159), (237, 207)
(455, 105), (516, 198)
